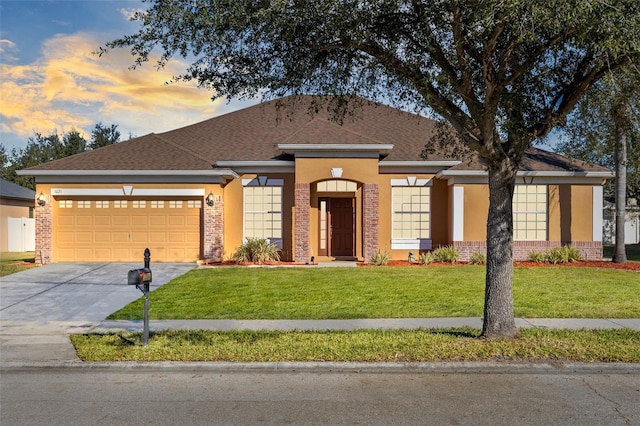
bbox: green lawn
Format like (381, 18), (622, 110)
(109, 265), (640, 320)
(0, 252), (36, 277)
(604, 244), (640, 261)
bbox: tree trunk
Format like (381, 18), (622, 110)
(612, 109), (628, 264)
(482, 163), (519, 338)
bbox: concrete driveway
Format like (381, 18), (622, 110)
(0, 263), (196, 321)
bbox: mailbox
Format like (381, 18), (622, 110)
(128, 268), (152, 285)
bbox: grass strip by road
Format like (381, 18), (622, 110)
(71, 328), (640, 362)
(109, 266), (640, 320)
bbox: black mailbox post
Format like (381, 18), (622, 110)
(128, 248), (152, 345)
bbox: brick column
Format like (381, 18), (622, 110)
(35, 193), (52, 265)
(294, 183), (310, 263)
(203, 195), (223, 260)
(363, 183), (379, 262)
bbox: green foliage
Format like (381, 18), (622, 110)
(0, 251), (36, 277)
(546, 246), (583, 264)
(103, 0), (639, 156)
(432, 245), (459, 263)
(528, 246), (583, 264)
(232, 238), (281, 263)
(109, 266), (640, 320)
(90, 122), (121, 150)
(370, 248), (390, 266)
(418, 252), (434, 265)
(72, 328), (640, 363)
(556, 66), (640, 204)
(604, 244), (640, 262)
(528, 251), (548, 263)
(469, 251), (486, 265)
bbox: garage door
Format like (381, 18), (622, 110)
(53, 198), (201, 262)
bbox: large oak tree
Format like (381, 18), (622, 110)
(103, 0), (640, 337)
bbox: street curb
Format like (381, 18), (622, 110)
(2, 361), (639, 373)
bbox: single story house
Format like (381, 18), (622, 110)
(19, 96), (613, 264)
(0, 178), (36, 252)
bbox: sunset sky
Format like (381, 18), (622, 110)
(0, 0), (258, 151)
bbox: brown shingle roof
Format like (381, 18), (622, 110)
(22, 95), (610, 174)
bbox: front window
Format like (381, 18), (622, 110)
(392, 186), (431, 249)
(244, 185), (282, 246)
(513, 185), (547, 240)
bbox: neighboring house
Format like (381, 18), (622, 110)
(603, 201), (640, 245)
(19, 96), (613, 264)
(0, 178), (36, 252)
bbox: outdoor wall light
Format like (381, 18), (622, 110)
(37, 192), (46, 206)
(206, 192), (215, 206)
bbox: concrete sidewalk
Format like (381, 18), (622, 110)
(96, 317), (640, 332)
(2, 317), (639, 366)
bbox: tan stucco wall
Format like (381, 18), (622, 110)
(570, 185), (594, 241)
(459, 183), (596, 244)
(462, 184), (489, 241)
(222, 173), (295, 261)
(35, 174), (602, 263)
(295, 158), (380, 184)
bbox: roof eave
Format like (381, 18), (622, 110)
(436, 169), (614, 185)
(214, 161), (296, 174)
(18, 169), (239, 185)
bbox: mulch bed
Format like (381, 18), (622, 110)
(380, 259), (640, 271)
(201, 259), (640, 271)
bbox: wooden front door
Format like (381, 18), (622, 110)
(329, 198), (355, 257)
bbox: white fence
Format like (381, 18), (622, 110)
(603, 209), (640, 245)
(7, 217), (35, 252)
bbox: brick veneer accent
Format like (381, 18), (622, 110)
(453, 240), (604, 261)
(203, 196), (223, 259)
(363, 183), (379, 263)
(35, 194), (52, 265)
(294, 183), (310, 262)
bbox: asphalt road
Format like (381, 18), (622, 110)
(2, 365), (639, 425)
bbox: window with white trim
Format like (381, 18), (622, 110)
(392, 186), (431, 249)
(243, 185), (282, 245)
(513, 185), (547, 240)
(59, 200), (72, 209)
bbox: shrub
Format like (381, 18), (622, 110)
(528, 251), (547, 263)
(469, 251), (486, 265)
(432, 245), (459, 263)
(232, 238), (281, 263)
(547, 245), (582, 264)
(370, 249), (390, 266)
(418, 252), (434, 265)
